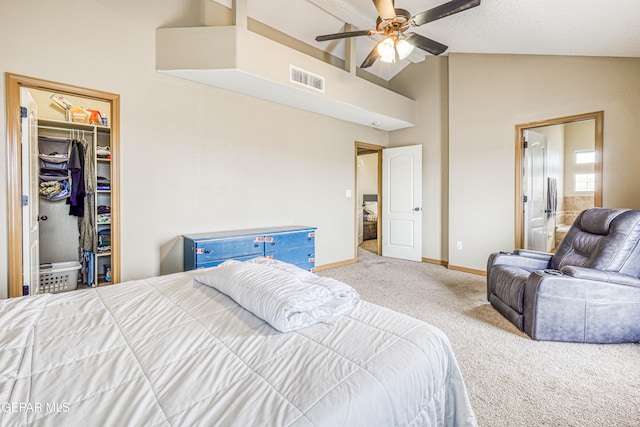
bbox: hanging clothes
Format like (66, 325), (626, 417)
(80, 135), (97, 252)
(82, 250), (95, 287)
(547, 177), (558, 218)
(67, 139), (86, 217)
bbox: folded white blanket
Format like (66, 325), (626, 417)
(194, 258), (360, 332)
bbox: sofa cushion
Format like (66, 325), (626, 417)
(554, 232), (604, 269)
(553, 208), (640, 275)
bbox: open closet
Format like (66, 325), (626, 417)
(6, 74), (120, 298)
(35, 92), (113, 291)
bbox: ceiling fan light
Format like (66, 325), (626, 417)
(396, 39), (415, 60)
(377, 37), (396, 63)
(378, 55), (395, 63)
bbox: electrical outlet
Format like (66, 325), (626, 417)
(456, 241), (463, 250)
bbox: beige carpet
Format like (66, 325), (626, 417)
(318, 248), (640, 427)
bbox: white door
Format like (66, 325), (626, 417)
(21, 88), (40, 295)
(523, 130), (549, 252)
(382, 145), (422, 261)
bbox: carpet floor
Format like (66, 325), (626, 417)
(318, 248), (640, 426)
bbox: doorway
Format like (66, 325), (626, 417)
(355, 142), (382, 257)
(515, 111), (603, 250)
(354, 142), (424, 262)
(6, 73), (121, 298)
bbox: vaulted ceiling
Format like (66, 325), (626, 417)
(211, 0), (640, 81)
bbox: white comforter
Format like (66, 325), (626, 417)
(0, 271), (476, 426)
(194, 258), (360, 332)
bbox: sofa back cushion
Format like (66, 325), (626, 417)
(552, 208), (640, 277)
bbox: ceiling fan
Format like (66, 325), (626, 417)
(315, 0), (481, 68)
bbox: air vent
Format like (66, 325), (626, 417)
(290, 66), (325, 93)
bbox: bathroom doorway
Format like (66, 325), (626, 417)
(515, 111), (603, 250)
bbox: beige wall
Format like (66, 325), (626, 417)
(389, 57), (449, 262)
(0, 0), (388, 298)
(448, 54), (640, 271)
(359, 153), (378, 197)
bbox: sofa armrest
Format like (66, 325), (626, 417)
(488, 251), (552, 271)
(513, 249), (554, 262)
(560, 266), (640, 288)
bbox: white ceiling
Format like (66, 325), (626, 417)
(213, 0), (640, 81)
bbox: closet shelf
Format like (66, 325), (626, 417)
(38, 118), (110, 131)
(97, 252), (111, 257)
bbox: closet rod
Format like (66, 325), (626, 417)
(38, 125), (95, 133)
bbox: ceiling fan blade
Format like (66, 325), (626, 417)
(405, 33), (448, 56)
(361, 43), (381, 69)
(315, 30), (373, 42)
(372, 0), (396, 20)
(412, 0), (480, 26)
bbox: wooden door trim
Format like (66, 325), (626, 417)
(514, 111), (603, 249)
(355, 141), (384, 259)
(5, 73), (121, 297)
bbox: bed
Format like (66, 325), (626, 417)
(363, 194), (378, 241)
(0, 259), (476, 426)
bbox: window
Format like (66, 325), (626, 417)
(575, 173), (595, 192)
(575, 150), (595, 164)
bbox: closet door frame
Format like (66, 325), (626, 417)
(5, 73), (121, 298)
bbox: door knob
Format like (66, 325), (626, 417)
(414, 207), (421, 212)
(37, 215), (48, 221)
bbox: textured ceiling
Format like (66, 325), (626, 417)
(212, 0), (640, 81)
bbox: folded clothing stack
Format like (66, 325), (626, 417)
(97, 228), (111, 254)
(39, 180), (70, 201)
(97, 205), (111, 223)
(96, 145), (111, 159)
(97, 176), (110, 191)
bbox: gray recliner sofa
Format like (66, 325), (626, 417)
(487, 208), (640, 343)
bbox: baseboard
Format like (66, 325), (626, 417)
(316, 256), (485, 277)
(422, 257), (448, 267)
(314, 258), (356, 271)
(448, 264), (486, 276)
